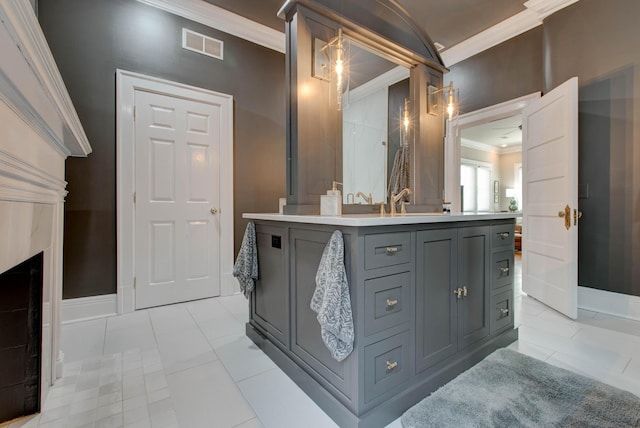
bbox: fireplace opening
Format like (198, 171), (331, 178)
(0, 252), (43, 423)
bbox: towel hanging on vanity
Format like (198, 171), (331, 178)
(233, 221), (258, 298)
(310, 230), (354, 362)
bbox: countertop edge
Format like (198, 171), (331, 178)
(242, 212), (519, 226)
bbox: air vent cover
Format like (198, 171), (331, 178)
(182, 29), (223, 60)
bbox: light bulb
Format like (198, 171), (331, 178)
(335, 59), (343, 76)
(446, 92), (455, 120)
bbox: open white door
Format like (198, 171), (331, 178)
(522, 77), (579, 319)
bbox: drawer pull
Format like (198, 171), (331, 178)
(385, 246), (398, 255)
(498, 232), (510, 239)
(386, 298), (398, 310)
(386, 360), (398, 371)
(500, 267), (510, 274)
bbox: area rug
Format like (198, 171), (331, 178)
(401, 348), (640, 427)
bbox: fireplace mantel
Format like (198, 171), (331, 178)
(0, 0), (91, 415)
(0, 0), (91, 157)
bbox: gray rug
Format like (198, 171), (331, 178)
(401, 348), (640, 427)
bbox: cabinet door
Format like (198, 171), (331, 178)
(289, 228), (353, 399)
(415, 229), (457, 374)
(458, 226), (490, 350)
(252, 224), (289, 347)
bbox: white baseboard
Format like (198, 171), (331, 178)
(62, 294), (117, 324)
(578, 286), (640, 322)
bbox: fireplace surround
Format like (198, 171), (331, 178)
(0, 0), (91, 421)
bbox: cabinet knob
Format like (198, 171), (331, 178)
(210, 207), (218, 215)
(454, 287), (468, 299)
(385, 246), (398, 255)
(500, 266), (510, 274)
(498, 232), (510, 239)
(386, 298), (398, 310)
(386, 360), (398, 371)
(500, 308), (510, 318)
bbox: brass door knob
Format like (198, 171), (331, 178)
(210, 207), (218, 214)
(574, 209), (583, 225)
(559, 204), (571, 230)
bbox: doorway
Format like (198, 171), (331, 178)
(459, 115), (522, 213)
(116, 70), (234, 313)
(444, 92), (540, 214)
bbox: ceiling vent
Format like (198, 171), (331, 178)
(182, 29), (223, 60)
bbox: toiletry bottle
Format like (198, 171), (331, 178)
(321, 181), (342, 216)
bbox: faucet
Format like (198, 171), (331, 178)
(390, 188), (412, 215)
(355, 192), (373, 205)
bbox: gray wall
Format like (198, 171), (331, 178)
(446, 0), (640, 297)
(38, 0), (285, 298)
(544, 0), (640, 297)
(445, 27), (543, 114)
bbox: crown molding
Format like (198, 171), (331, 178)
(461, 138), (522, 155)
(137, 0), (286, 53)
(0, 0), (92, 157)
(461, 138), (497, 154)
(441, 0), (579, 67)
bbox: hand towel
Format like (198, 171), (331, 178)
(310, 230), (354, 361)
(233, 221), (258, 298)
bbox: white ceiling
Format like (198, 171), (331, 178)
(461, 115), (522, 151)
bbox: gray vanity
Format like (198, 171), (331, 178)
(245, 213), (518, 428)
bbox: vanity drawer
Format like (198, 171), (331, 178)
(491, 224), (514, 250)
(491, 290), (514, 334)
(364, 331), (410, 403)
(364, 232), (411, 270)
(491, 250), (514, 292)
(364, 272), (411, 336)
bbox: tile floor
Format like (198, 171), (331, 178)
(3, 257), (640, 428)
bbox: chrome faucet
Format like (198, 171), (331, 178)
(355, 192), (373, 205)
(390, 188), (412, 215)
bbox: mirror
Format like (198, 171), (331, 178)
(341, 39), (410, 205)
(317, 37), (410, 205)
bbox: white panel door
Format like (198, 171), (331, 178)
(522, 77), (579, 319)
(134, 89), (221, 309)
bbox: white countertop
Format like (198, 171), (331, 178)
(243, 212), (518, 227)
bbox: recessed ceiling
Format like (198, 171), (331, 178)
(461, 115), (522, 148)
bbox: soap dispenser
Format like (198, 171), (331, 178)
(321, 181), (342, 216)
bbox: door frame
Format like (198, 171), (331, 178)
(116, 69), (234, 314)
(444, 92), (541, 213)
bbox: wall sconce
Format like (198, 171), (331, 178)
(316, 28), (349, 111)
(427, 81), (459, 121)
(401, 98), (411, 146)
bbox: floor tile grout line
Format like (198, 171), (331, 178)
(186, 296), (267, 427)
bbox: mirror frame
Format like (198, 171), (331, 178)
(279, 0), (448, 214)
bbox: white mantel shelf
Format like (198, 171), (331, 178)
(243, 212), (517, 227)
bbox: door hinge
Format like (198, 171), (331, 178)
(133, 192), (136, 204)
(134, 277), (137, 289)
(133, 106), (136, 121)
